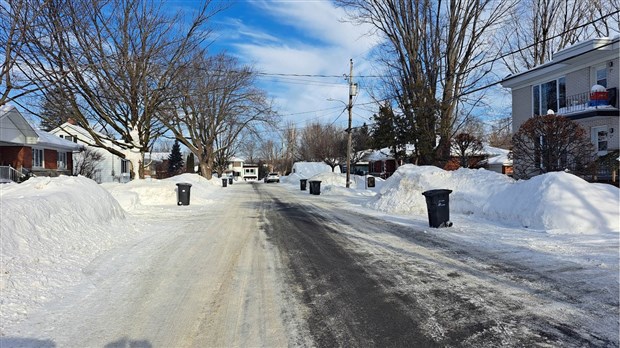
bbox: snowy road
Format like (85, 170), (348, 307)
(258, 184), (618, 347)
(4, 181), (618, 347)
(5, 183), (309, 347)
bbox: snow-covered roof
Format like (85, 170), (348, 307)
(145, 152), (170, 162)
(501, 36), (619, 88)
(50, 122), (130, 150)
(34, 129), (83, 151)
(0, 105), (38, 144)
(291, 162), (340, 177)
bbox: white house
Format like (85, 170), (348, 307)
(50, 121), (131, 183)
(223, 157), (259, 181)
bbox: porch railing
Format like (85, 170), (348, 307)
(0, 166), (26, 183)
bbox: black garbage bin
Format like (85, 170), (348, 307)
(300, 179), (308, 191)
(176, 182), (192, 206)
(422, 189), (453, 228)
(228, 177), (233, 185)
(309, 180), (322, 195)
(222, 178), (228, 187)
(367, 176), (375, 188)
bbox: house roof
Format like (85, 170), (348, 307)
(0, 105), (83, 151)
(0, 105), (38, 144)
(501, 36), (619, 89)
(34, 129), (83, 151)
(50, 122), (129, 151)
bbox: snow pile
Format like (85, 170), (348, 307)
(282, 163), (385, 196)
(282, 162), (340, 185)
(0, 176), (135, 325)
(102, 173), (218, 211)
(366, 165), (619, 233)
(290, 162), (340, 178)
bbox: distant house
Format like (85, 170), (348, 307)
(50, 120), (131, 183)
(366, 150), (398, 178)
(0, 105), (83, 182)
(361, 144), (513, 178)
(242, 163), (259, 181)
(445, 144), (513, 175)
(501, 36), (619, 176)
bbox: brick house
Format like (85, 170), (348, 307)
(0, 105), (83, 181)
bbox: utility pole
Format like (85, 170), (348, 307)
(346, 58), (356, 189)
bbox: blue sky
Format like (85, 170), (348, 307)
(179, 0), (382, 133)
(192, 1), (512, 135)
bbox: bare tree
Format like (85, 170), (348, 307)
(297, 122), (325, 162)
(259, 139), (282, 174)
(488, 117), (513, 149)
(500, 0), (619, 74)
(280, 122), (298, 175)
(238, 138), (259, 165)
(74, 148), (104, 181)
(338, 0), (516, 166)
(451, 133), (485, 169)
(512, 115), (596, 179)
(161, 53), (276, 179)
(20, 0), (217, 178)
(297, 122), (346, 171)
(0, 0), (49, 106)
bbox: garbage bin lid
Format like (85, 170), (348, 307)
(308, 180), (322, 183)
(422, 189), (452, 196)
(176, 182), (192, 187)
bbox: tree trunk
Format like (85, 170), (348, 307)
(199, 162), (211, 179)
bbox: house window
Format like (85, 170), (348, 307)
(121, 159), (130, 174)
(33, 148), (44, 168)
(592, 126), (609, 156)
(595, 66), (607, 87)
(533, 77), (566, 115)
(62, 135), (77, 143)
(57, 151), (67, 169)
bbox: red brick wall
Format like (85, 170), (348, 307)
(67, 152), (73, 172)
(0, 146), (32, 168)
(44, 149), (57, 169)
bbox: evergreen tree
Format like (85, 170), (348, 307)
(168, 140), (184, 176)
(352, 123), (372, 151)
(39, 87), (77, 131)
(371, 103), (397, 150)
(186, 153), (195, 173)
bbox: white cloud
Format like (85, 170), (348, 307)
(216, 1), (380, 130)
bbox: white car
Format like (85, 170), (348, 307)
(264, 173), (280, 183)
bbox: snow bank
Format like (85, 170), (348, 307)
(283, 162), (384, 193)
(282, 162), (339, 185)
(0, 176), (136, 326)
(290, 162), (340, 178)
(102, 173), (218, 211)
(366, 165), (619, 233)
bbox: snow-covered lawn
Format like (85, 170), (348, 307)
(1, 165), (618, 336)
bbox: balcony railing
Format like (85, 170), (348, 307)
(558, 87), (618, 115)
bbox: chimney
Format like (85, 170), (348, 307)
(67, 118), (76, 125)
